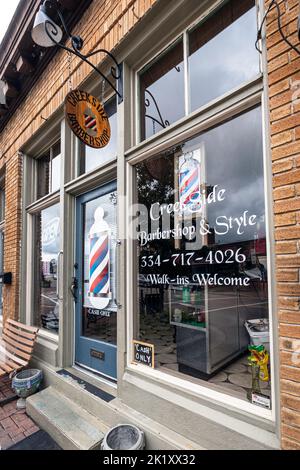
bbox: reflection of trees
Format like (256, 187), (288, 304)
(137, 154), (180, 283)
(137, 155), (174, 206)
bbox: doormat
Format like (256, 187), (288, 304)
(56, 369), (115, 403)
(0, 394), (18, 407)
(7, 430), (61, 450)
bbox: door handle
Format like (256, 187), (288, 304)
(114, 239), (122, 309)
(70, 277), (78, 303)
(56, 251), (63, 301)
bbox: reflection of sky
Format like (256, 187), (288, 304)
(189, 8), (259, 110)
(145, 64), (185, 139)
(85, 101), (117, 173)
(41, 204), (60, 261)
(182, 107), (265, 244)
(51, 154), (61, 193)
(142, 7), (259, 138)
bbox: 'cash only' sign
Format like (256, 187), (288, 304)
(133, 341), (154, 368)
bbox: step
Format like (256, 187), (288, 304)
(26, 387), (109, 450)
(31, 363), (201, 450)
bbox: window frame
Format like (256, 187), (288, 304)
(26, 191), (61, 337)
(36, 140), (62, 200)
(125, 0), (277, 423)
(136, 0), (261, 146)
(24, 130), (62, 337)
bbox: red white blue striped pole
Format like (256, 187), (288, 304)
(88, 207), (111, 309)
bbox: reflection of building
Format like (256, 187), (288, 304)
(42, 261), (51, 276)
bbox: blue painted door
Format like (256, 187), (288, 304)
(75, 181), (118, 380)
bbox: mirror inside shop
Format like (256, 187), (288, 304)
(134, 107), (272, 410)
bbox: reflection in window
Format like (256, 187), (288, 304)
(80, 97), (117, 174)
(140, 39), (185, 141)
(135, 107), (271, 407)
(34, 204), (60, 332)
(37, 141), (61, 199)
(189, 0), (259, 111)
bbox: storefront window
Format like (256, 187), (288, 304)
(139, 0), (259, 142)
(37, 141), (61, 199)
(79, 96), (117, 175)
(189, 0), (259, 111)
(34, 203), (60, 332)
(134, 107), (271, 408)
(139, 39), (185, 141)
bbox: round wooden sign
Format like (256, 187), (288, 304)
(65, 89), (111, 149)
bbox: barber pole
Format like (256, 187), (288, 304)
(179, 152), (201, 212)
(84, 113), (97, 133)
(88, 207), (111, 309)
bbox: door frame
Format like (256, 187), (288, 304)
(74, 179), (118, 380)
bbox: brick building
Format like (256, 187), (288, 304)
(0, 0), (300, 450)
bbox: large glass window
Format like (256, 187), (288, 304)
(139, 0), (259, 142)
(37, 141), (61, 199)
(79, 96), (117, 175)
(139, 39), (185, 141)
(134, 107), (271, 408)
(189, 0), (259, 111)
(34, 203), (60, 332)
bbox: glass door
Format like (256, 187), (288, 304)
(75, 181), (118, 380)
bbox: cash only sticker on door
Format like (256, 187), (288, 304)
(65, 89), (111, 149)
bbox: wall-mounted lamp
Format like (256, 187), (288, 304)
(32, 4), (63, 48)
(31, 0), (123, 102)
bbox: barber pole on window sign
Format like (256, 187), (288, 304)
(179, 151), (202, 213)
(88, 207), (111, 310)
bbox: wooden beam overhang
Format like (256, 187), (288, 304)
(0, 0), (93, 132)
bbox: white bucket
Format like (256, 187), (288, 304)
(245, 319), (270, 351)
(101, 424), (145, 450)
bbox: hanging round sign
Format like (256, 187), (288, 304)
(65, 89), (111, 149)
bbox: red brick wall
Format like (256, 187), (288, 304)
(0, 0), (157, 322)
(2, 153), (22, 324)
(266, 0), (300, 450)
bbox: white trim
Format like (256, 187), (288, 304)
(37, 328), (59, 344)
(124, 369), (278, 449)
(259, 0), (279, 430)
(128, 75), (263, 163)
(26, 190), (60, 214)
(126, 363), (273, 422)
(261, 92), (276, 424)
(183, 30), (190, 116)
